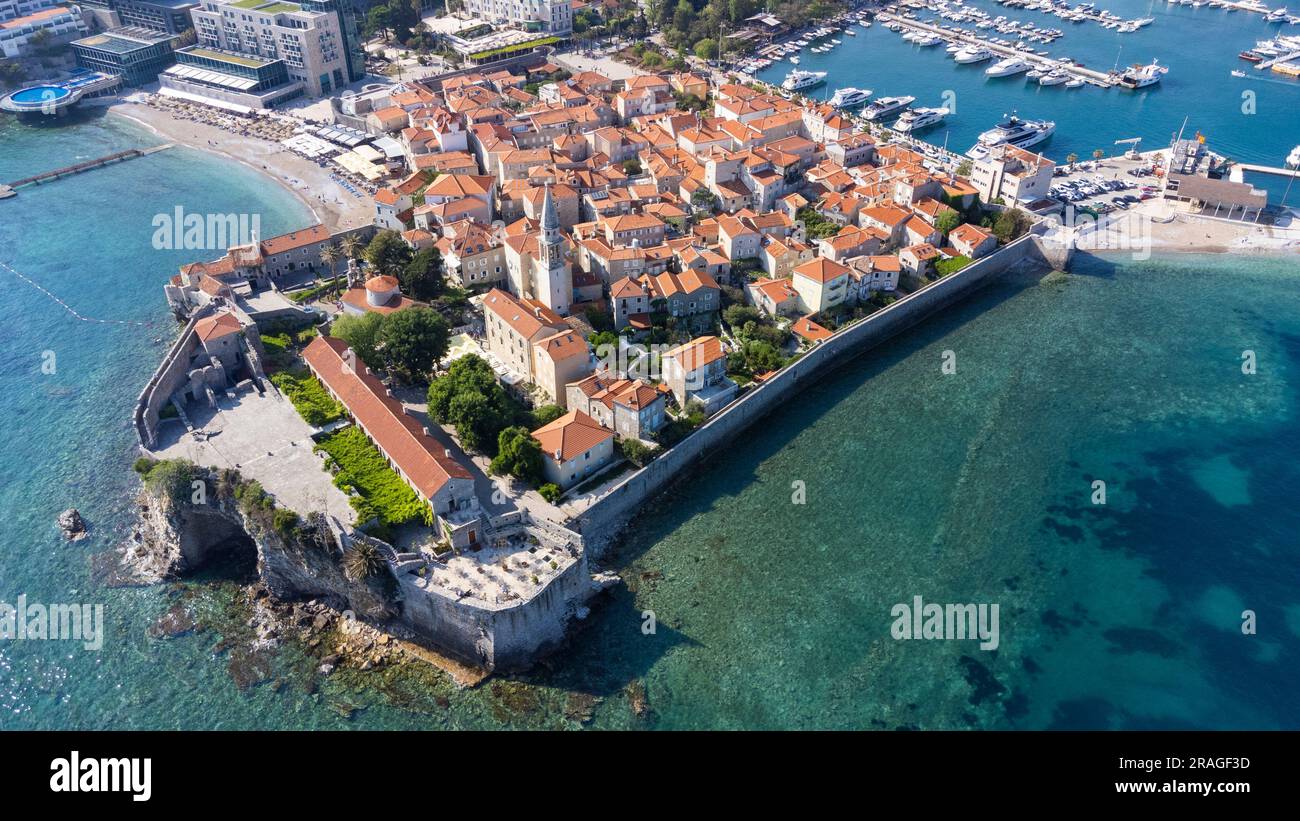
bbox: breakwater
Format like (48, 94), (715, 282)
(577, 231), (1070, 558)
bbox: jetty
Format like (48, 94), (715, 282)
(1255, 48), (1300, 71)
(877, 13), (1117, 87)
(1228, 161), (1300, 182)
(3, 143), (173, 195)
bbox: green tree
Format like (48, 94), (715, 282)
(743, 340), (784, 373)
(620, 438), (658, 467)
(427, 354), (517, 453)
(329, 313), (385, 370)
(375, 306), (449, 379)
(935, 209), (962, 238)
(991, 209), (1032, 244)
(401, 247), (444, 301)
(672, 0), (695, 33)
(489, 426), (544, 484)
(531, 404), (565, 427)
(694, 38), (718, 60)
(691, 188), (716, 210)
(538, 482), (562, 503)
(722, 303), (761, 331)
(365, 229), (414, 278)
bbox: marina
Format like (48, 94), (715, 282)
(754, 0), (1300, 167)
(876, 12), (1137, 88)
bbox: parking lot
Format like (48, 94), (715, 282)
(1050, 154), (1163, 216)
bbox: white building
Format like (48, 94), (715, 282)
(180, 0), (360, 101)
(462, 0), (572, 35)
(0, 2), (86, 58)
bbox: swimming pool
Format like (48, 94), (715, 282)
(9, 86), (71, 104)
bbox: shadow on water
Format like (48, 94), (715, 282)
(601, 263), (1048, 573)
(520, 264), (1057, 699)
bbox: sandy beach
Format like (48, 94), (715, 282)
(108, 98), (373, 233)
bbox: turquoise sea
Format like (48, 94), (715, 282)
(2, 102), (1299, 728)
(759, 0), (1300, 179)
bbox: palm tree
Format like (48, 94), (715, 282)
(318, 243), (340, 294)
(1066, 152), (1079, 170)
(340, 233), (363, 262)
(343, 542), (384, 581)
(1092, 148), (1106, 164)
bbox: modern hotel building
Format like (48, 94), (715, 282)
(157, 0), (363, 108)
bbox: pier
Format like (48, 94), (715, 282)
(877, 13), (1118, 87)
(1228, 161), (1300, 181)
(2, 144), (173, 195)
(1254, 48), (1300, 71)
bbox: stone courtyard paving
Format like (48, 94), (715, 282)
(149, 387), (355, 524)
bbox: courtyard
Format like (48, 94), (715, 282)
(149, 386), (355, 524)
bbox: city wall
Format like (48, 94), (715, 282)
(577, 232), (1069, 558)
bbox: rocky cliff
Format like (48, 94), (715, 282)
(125, 459), (397, 621)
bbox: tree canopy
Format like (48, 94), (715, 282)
(376, 306), (449, 379)
(489, 426), (545, 484)
(330, 312), (385, 371)
(401, 247), (444, 301)
(427, 354), (521, 454)
(365, 229), (414, 279)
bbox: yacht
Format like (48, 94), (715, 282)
(1117, 59), (1168, 89)
(1267, 7), (1289, 21)
(1065, 76), (1086, 88)
(863, 94), (918, 121)
(789, 55), (801, 65)
(782, 69), (828, 92)
(966, 113), (1055, 158)
(985, 56), (1034, 76)
(954, 45), (994, 63)
(893, 106), (951, 133)
(829, 87), (873, 108)
(1039, 68), (1070, 85)
(1287, 144), (1300, 169)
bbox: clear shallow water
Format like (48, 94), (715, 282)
(2, 114), (1298, 729)
(760, 0), (1300, 169)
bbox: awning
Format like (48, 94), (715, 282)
(157, 86), (255, 115)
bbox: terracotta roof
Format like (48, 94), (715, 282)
(260, 225), (329, 256)
(194, 311), (242, 342)
(303, 336), (471, 499)
(340, 287), (416, 315)
(793, 257), (850, 284)
(534, 330), (590, 363)
(482, 288), (565, 340)
(792, 315), (833, 343)
(664, 335), (725, 371)
(365, 275), (399, 293)
(532, 409), (613, 462)
(950, 223), (994, 245)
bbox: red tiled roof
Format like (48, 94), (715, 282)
(260, 225), (329, 256)
(302, 336), (470, 500)
(532, 409), (612, 461)
(664, 336), (725, 371)
(194, 311), (242, 342)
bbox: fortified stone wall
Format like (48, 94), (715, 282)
(395, 546), (591, 671)
(577, 233), (1064, 558)
(134, 305), (214, 448)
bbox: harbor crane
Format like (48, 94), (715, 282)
(1115, 137), (1143, 160)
